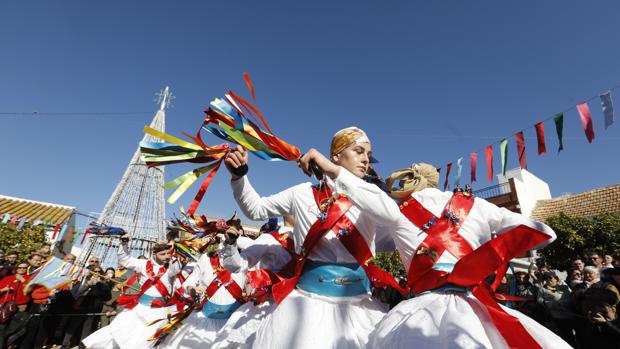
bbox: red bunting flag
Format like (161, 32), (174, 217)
(485, 145), (493, 182)
(443, 163), (452, 190)
(576, 102), (595, 143)
(534, 122), (547, 155)
(52, 224), (61, 240)
(515, 131), (527, 170)
(470, 152), (478, 183)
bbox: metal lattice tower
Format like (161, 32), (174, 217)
(78, 87), (173, 267)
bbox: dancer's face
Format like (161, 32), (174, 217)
(332, 142), (371, 178)
(153, 250), (171, 265)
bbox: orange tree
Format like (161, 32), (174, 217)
(0, 222), (49, 262)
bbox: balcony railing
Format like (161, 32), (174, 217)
(474, 182), (511, 200)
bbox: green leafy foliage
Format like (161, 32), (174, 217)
(539, 213), (620, 270)
(373, 251), (407, 279)
(0, 222), (49, 262)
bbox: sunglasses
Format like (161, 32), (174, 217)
(16, 266), (27, 269)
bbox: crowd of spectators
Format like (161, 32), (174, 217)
(506, 252), (620, 348)
(0, 246), (134, 349)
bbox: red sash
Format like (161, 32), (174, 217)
(401, 192), (550, 349)
(117, 261), (170, 310)
(271, 185), (406, 303)
(199, 255), (245, 308)
(245, 231), (297, 304)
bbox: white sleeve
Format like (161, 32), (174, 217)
(231, 176), (299, 220)
(483, 199), (557, 249)
(118, 242), (144, 272)
(181, 262), (202, 290)
(220, 243), (247, 273)
(333, 167), (401, 224)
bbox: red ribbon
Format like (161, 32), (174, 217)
(52, 224), (60, 240)
(117, 261), (169, 310)
(534, 122), (547, 155)
(515, 131), (527, 170)
(187, 159), (224, 215)
(469, 152), (478, 183)
(443, 163), (452, 190)
(576, 101), (595, 143)
(485, 145), (493, 182)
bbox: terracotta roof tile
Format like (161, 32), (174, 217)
(0, 195), (75, 226)
(531, 183), (620, 222)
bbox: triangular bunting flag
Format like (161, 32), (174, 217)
(485, 145), (493, 182)
(455, 157), (463, 185)
(553, 113), (564, 153)
(534, 122), (547, 155)
(515, 131), (527, 170)
(500, 138), (508, 177)
(576, 102), (595, 143)
(470, 152), (478, 183)
(600, 91), (614, 129)
(443, 163), (452, 190)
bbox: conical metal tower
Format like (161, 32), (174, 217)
(78, 87), (172, 267)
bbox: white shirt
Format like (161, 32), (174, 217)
(231, 168), (398, 264)
(118, 243), (181, 298)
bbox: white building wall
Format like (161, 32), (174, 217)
(497, 168), (552, 218)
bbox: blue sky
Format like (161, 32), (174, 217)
(1, 1), (619, 227)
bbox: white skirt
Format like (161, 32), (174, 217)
(84, 303), (175, 349)
(82, 323), (118, 349)
(212, 300), (278, 349)
(369, 292), (573, 349)
(251, 288), (388, 349)
(158, 310), (228, 349)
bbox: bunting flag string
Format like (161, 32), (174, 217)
(600, 91), (614, 129)
(515, 131), (527, 170)
(534, 122), (547, 155)
(443, 163), (452, 190)
(435, 84), (618, 189)
(485, 145), (493, 183)
(470, 152), (478, 183)
(576, 102), (595, 143)
(500, 138), (508, 177)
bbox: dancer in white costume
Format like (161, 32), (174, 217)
(213, 222), (296, 349)
(83, 238), (180, 349)
(157, 251), (247, 349)
(360, 163), (573, 349)
(222, 127), (402, 349)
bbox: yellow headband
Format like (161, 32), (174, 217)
(330, 127), (371, 158)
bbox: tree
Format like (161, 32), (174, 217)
(0, 222), (49, 261)
(539, 213), (620, 270)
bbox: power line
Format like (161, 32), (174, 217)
(0, 111), (151, 117)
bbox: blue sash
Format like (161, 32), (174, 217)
(202, 300), (242, 319)
(138, 294), (166, 307)
(297, 260), (371, 297)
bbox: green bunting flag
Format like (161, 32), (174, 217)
(500, 138), (508, 176)
(553, 113), (564, 153)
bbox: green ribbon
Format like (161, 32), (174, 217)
(500, 138), (508, 176)
(553, 113), (564, 153)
